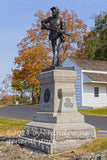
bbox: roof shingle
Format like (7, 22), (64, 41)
(84, 72), (107, 82)
(71, 57), (107, 71)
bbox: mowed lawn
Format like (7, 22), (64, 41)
(0, 117), (30, 137)
(78, 107), (107, 116)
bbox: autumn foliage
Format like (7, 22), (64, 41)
(12, 9), (88, 102)
(12, 45), (51, 88)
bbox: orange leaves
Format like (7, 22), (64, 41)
(12, 43), (51, 89)
(58, 9), (88, 58)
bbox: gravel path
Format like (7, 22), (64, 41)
(0, 141), (107, 160)
(0, 141), (52, 160)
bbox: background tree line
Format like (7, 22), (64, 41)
(84, 11), (107, 60)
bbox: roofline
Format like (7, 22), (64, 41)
(84, 81), (107, 84)
(82, 70), (107, 74)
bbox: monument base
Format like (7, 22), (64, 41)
(18, 68), (96, 153)
(33, 112), (84, 123)
(18, 121), (96, 154)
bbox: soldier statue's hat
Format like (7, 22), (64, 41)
(50, 6), (59, 13)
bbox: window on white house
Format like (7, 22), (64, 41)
(94, 87), (99, 97)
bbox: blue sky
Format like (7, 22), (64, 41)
(0, 0), (106, 88)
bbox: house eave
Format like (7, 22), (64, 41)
(82, 70), (107, 74)
(84, 81), (107, 84)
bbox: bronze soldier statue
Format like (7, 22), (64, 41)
(41, 6), (66, 66)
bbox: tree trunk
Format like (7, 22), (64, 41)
(31, 87), (36, 104)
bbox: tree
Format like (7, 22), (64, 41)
(59, 10), (87, 58)
(12, 44), (50, 103)
(2, 74), (12, 89)
(84, 11), (107, 60)
(2, 74), (15, 96)
(0, 75), (15, 105)
(12, 80), (31, 99)
(12, 9), (87, 102)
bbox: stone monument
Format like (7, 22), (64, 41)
(18, 7), (96, 153)
(18, 67), (96, 153)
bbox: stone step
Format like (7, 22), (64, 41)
(96, 130), (107, 138)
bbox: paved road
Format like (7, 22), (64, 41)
(0, 105), (39, 121)
(84, 115), (107, 130)
(0, 105), (107, 130)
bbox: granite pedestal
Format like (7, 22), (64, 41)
(18, 68), (96, 153)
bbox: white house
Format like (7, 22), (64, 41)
(62, 57), (107, 109)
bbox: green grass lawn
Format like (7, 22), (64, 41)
(78, 107), (107, 116)
(77, 138), (107, 153)
(0, 117), (30, 137)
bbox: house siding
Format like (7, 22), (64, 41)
(62, 58), (82, 107)
(82, 83), (107, 108)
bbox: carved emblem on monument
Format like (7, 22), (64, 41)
(44, 89), (50, 103)
(64, 98), (73, 108)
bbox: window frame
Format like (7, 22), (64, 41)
(94, 87), (99, 97)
